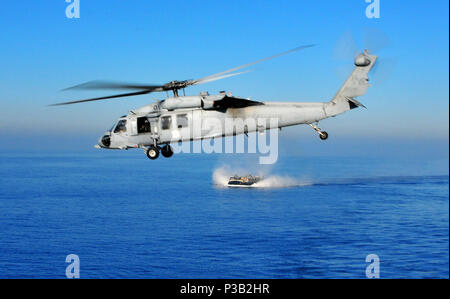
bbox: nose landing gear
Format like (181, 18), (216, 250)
(309, 123), (328, 141)
(146, 144), (174, 160)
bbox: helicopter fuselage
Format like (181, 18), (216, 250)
(97, 94), (333, 151)
(94, 50), (377, 160)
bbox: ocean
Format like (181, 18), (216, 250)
(0, 148), (448, 279)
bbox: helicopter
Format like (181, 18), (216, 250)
(51, 45), (377, 160)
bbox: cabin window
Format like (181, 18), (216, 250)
(114, 119), (127, 133)
(161, 116), (172, 130)
(177, 114), (188, 128)
(137, 117), (151, 134)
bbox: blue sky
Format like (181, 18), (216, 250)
(0, 1), (448, 154)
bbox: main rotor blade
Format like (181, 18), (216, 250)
(192, 70), (251, 85)
(191, 44), (315, 85)
(49, 90), (154, 106)
(62, 80), (164, 91)
(54, 44), (315, 105)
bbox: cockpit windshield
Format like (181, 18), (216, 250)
(114, 119), (127, 133)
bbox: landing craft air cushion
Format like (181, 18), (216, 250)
(228, 175), (263, 188)
(51, 46), (377, 160)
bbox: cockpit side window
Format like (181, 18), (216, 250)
(161, 116), (172, 130)
(114, 119), (127, 133)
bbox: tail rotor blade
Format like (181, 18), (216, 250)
(371, 56), (397, 85)
(363, 27), (391, 53)
(333, 31), (359, 61)
(332, 29), (395, 85)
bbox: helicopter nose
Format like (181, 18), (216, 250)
(97, 134), (111, 148)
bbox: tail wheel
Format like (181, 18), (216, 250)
(146, 146), (160, 160)
(161, 145), (174, 158)
(319, 132), (329, 140)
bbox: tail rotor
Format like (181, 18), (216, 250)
(333, 27), (396, 85)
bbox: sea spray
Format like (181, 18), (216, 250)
(255, 175), (312, 188)
(212, 167), (312, 188)
(212, 167), (233, 187)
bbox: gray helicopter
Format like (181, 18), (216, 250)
(51, 45), (377, 160)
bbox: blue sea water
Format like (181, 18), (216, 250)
(0, 149), (448, 279)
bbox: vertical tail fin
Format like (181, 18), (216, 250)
(325, 50), (377, 117)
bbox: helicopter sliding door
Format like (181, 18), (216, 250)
(159, 111), (193, 143)
(137, 117), (151, 134)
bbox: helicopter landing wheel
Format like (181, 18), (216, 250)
(146, 146), (160, 160)
(161, 145), (174, 158)
(319, 131), (328, 140)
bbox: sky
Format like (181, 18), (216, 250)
(0, 0), (448, 155)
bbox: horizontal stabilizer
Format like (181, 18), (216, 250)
(347, 97), (366, 109)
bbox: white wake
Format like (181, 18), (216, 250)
(212, 167), (313, 188)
